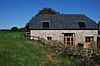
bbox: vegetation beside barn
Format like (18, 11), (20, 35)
(0, 31), (100, 66)
(0, 31), (77, 66)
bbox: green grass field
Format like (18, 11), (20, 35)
(0, 31), (77, 66)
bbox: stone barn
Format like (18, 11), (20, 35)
(29, 14), (98, 49)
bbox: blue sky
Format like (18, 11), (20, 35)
(0, 0), (100, 29)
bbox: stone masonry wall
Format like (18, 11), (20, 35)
(30, 30), (98, 48)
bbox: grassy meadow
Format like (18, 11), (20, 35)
(0, 31), (77, 66)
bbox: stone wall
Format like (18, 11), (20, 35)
(30, 30), (98, 48)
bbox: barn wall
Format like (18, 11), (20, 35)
(30, 30), (98, 48)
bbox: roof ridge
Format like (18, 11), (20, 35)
(38, 14), (84, 15)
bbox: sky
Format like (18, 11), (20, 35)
(0, 0), (100, 29)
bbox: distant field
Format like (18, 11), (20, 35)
(0, 31), (76, 66)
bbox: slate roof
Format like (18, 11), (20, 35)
(29, 14), (98, 30)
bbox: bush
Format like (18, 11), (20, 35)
(11, 27), (19, 31)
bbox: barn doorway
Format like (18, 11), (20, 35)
(63, 33), (75, 46)
(85, 36), (94, 48)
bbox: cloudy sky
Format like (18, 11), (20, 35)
(0, 0), (100, 29)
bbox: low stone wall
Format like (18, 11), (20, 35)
(38, 39), (99, 59)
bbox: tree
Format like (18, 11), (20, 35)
(11, 27), (19, 31)
(25, 22), (29, 31)
(19, 22), (29, 32)
(36, 7), (59, 16)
